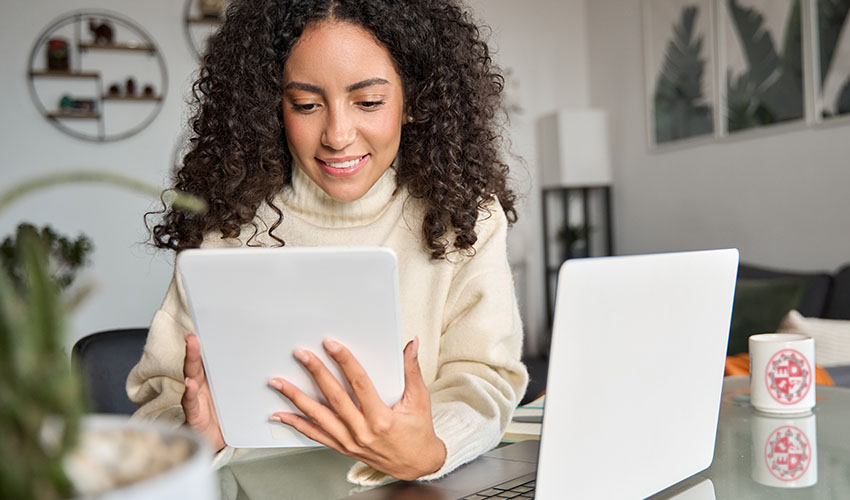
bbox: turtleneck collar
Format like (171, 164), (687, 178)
(281, 163), (399, 228)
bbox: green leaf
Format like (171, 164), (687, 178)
(837, 75), (850, 113)
(653, 5), (714, 143)
(818, 0), (850, 84)
(727, 0), (804, 129)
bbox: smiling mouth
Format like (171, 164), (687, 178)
(321, 156), (366, 169)
(317, 154), (369, 177)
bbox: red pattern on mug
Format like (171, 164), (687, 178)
(764, 349), (812, 405)
(764, 425), (812, 481)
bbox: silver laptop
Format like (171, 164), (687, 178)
(345, 248), (738, 499)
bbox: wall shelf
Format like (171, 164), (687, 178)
(28, 10), (167, 142)
(79, 42), (155, 53)
(47, 111), (101, 120)
(101, 94), (163, 101)
(30, 70), (99, 79)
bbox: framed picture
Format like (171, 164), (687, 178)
(816, 0), (850, 119)
(643, 0), (717, 146)
(721, 0), (805, 133)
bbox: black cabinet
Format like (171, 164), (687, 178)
(541, 185), (613, 327)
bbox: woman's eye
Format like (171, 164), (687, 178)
(292, 103), (319, 112)
(358, 101), (385, 109)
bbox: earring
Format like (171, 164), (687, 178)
(406, 115), (415, 123)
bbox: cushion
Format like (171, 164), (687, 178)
(825, 264), (850, 319)
(779, 310), (850, 367)
(727, 278), (806, 356)
(737, 263), (832, 317)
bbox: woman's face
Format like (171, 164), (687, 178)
(281, 21), (405, 202)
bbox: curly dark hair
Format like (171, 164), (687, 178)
(150, 0), (517, 258)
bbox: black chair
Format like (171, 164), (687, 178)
(71, 328), (148, 414)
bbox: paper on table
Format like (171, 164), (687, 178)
(503, 394), (545, 442)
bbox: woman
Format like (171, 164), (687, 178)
(128, 0), (528, 485)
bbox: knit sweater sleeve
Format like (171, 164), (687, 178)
(348, 201), (529, 484)
(126, 231), (241, 423)
(125, 267), (193, 423)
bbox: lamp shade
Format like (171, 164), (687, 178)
(537, 109), (612, 188)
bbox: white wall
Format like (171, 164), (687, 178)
(1, 0), (590, 354)
(587, 1), (850, 273)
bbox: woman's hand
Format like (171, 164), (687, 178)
(182, 333), (225, 452)
(268, 337), (447, 481)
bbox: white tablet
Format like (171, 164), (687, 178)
(176, 246), (405, 448)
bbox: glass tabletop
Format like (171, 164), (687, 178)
(219, 377), (850, 499)
(689, 376), (850, 499)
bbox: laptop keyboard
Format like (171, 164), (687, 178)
(461, 473), (536, 499)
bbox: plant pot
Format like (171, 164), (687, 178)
(65, 415), (218, 500)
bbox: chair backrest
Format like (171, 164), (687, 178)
(71, 328), (148, 414)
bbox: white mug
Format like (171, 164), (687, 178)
(749, 334), (815, 414)
(751, 411), (817, 488)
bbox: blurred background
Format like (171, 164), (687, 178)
(2, 0), (849, 359)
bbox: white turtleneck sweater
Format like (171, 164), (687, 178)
(126, 165), (528, 485)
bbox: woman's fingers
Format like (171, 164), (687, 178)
(320, 339), (385, 418)
(269, 376), (361, 451)
(182, 376), (200, 422)
(183, 333), (205, 381)
(400, 337), (429, 408)
(270, 412), (345, 453)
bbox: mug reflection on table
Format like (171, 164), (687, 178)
(750, 411), (817, 488)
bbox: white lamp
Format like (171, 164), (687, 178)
(537, 109), (612, 188)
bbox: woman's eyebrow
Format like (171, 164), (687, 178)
(346, 78), (390, 92)
(284, 81), (323, 94)
(283, 78), (390, 94)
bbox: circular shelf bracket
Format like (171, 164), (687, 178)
(27, 10), (168, 142)
(182, 0), (227, 60)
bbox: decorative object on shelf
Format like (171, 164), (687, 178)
(538, 109), (612, 189)
(143, 84), (155, 97)
(537, 108), (614, 328)
(199, 0), (229, 18)
(125, 76), (137, 96)
(183, 0), (229, 59)
(816, 0), (850, 119)
(59, 94), (74, 111)
(88, 19), (114, 45)
(643, 0), (715, 146)
(556, 224), (590, 259)
(28, 10), (168, 142)
(57, 94), (97, 115)
(46, 38), (70, 71)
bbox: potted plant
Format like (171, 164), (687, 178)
(0, 170), (215, 500)
(556, 223), (591, 259)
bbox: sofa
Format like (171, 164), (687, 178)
(731, 262), (850, 387)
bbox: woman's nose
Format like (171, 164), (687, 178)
(321, 107), (356, 151)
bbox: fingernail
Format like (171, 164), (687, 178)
(413, 336), (420, 356)
(323, 338), (341, 354)
(269, 378), (283, 390)
(293, 349), (310, 364)
(269, 415), (281, 423)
